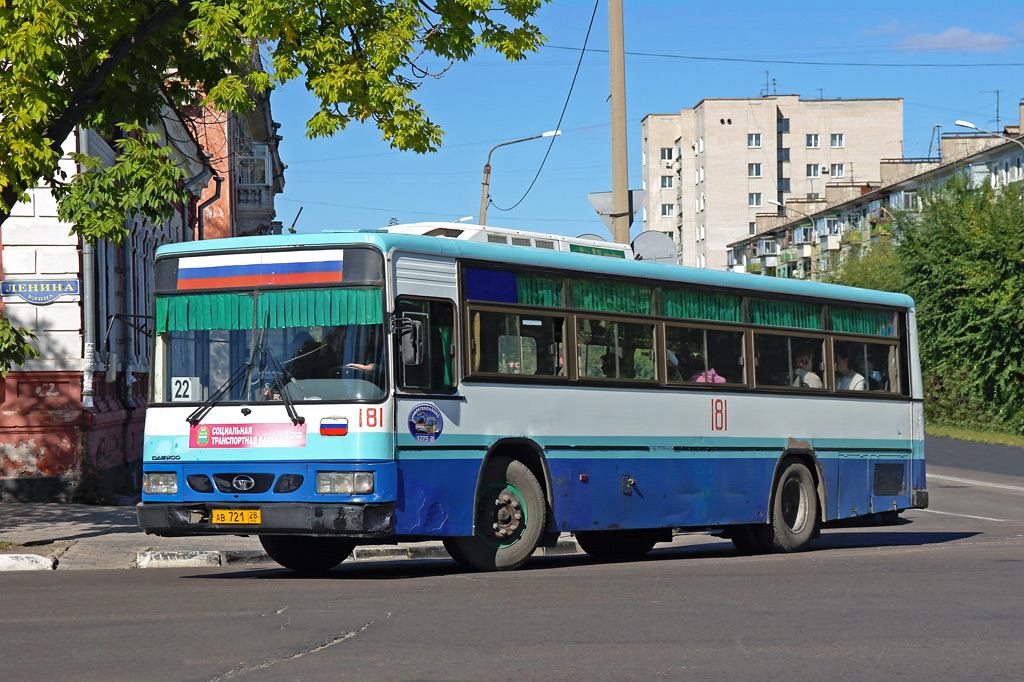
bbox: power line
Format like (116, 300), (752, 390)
(488, 0), (600, 214)
(545, 44), (1024, 68)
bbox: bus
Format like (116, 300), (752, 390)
(137, 223), (928, 571)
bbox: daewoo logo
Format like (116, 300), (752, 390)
(231, 475), (256, 492)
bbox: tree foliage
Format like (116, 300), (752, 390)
(828, 173), (1024, 434)
(0, 0), (548, 234)
(0, 0), (547, 373)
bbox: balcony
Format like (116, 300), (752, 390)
(819, 234), (841, 251)
(840, 229), (863, 245)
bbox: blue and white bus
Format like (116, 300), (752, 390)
(138, 223), (928, 571)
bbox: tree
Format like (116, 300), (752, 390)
(0, 0), (548, 374)
(826, 174), (1024, 434)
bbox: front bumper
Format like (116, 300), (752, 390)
(137, 501), (395, 538)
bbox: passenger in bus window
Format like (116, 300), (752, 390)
(835, 344), (866, 391)
(792, 350), (823, 388)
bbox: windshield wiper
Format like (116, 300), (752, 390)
(186, 358), (253, 426)
(260, 344), (305, 426)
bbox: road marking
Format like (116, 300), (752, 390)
(928, 473), (1024, 493)
(917, 509), (1006, 522)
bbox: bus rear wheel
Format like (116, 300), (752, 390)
(443, 457), (546, 572)
(767, 458), (819, 552)
(575, 529), (660, 560)
(259, 535), (356, 572)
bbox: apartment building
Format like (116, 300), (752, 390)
(726, 101), (1024, 281)
(641, 95), (903, 270)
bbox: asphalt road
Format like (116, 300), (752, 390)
(1, 435), (1022, 682)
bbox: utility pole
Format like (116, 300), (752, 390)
(608, 0), (629, 245)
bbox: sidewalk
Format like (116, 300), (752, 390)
(0, 502), (581, 571)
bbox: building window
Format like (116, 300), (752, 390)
(778, 148), (790, 162)
(237, 143), (270, 186)
(778, 178), (791, 192)
(831, 163), (845, 178)
(806, 164), (819, 178)
(699, 166), (705, 182)
(661, 147), (673, 161)
(661, 175), (673, 189)
(748, 163), (762, 178)
(806, 134), (819, 148)
(826, 217), (839, 234)
(698, 137), (704, 153)
(748, 193), (762, 207)
(830, 133), (844, 148)
(806, 193), (820, 200)
(749, 222), (757, 235)
(899, 190), (919, 210)
(748, 133), (761, 148)
(661, 203), (674, 217)
(777, 118), (790, 133)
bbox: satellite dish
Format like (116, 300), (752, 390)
(576, 233), (607, 243)
(631, 231), (678, 264)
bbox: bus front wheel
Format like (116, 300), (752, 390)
(443, 457), (546, 572)
(259, 535), (356, 572)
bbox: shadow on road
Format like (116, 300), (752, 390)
(191, 528), (980, 582)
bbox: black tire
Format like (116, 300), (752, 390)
(575, 529), (660, 560)
(767, 458), (819, 552)
(259, 535), (356, 572)
(443, 457), (546, 572)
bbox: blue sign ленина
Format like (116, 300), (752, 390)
(0, 279), (80, 305)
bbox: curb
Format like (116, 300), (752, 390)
(135, 538), (580, 569)
(0, 554), (56, 571)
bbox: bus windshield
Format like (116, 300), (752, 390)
(152, 287), (386, 404)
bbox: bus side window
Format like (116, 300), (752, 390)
(754, 333), (826, 389)
(396, 298), (456, 393)
(469, 310), (565, 377)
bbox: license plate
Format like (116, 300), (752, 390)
(211, 509), (261, 525)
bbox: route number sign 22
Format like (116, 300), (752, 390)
(171, 377), (200, 402)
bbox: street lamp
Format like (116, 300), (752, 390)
(479, 130), (561, 225)
(955, 120), (1024, 154)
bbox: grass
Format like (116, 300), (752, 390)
(0, 540), (21, 550)
(926, 424), (1024, 448)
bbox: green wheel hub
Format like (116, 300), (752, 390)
(477, 481), (529, 549)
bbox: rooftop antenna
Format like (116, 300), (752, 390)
(927, 124), (942, 161)
(761, 71), (771, 97)
(982, 90), (1001, 131)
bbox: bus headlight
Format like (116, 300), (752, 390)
(316, 471), (374, 495)
(143, 472), (178, 495)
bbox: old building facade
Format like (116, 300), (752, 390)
(0, 99), (284, 501)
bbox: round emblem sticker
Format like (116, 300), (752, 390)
(408, 404), (443, 443)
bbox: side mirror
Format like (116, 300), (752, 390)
(396, 318), (423, 365)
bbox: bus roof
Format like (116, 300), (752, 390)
(156, 225), (914, 309)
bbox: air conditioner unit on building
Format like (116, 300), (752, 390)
(820, 167), (829, 174)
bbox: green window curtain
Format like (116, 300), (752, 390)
(156, 293), (254, 333)
(663, 289), (742, 322)
(516, 274), (563, 307)
(256, 288), (383, 327)
(750, 298), (822, 330)
(571, 278), (652, 315)
(156, 288), (383, 333)
(437, 325), (454, 386)
(831, 307), (897, 337)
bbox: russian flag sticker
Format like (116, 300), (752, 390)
(320, 418), (349, 436)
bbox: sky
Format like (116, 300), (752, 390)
(270, 1), (1024, 241)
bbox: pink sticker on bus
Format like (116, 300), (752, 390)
(189, 423), (307, 449)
